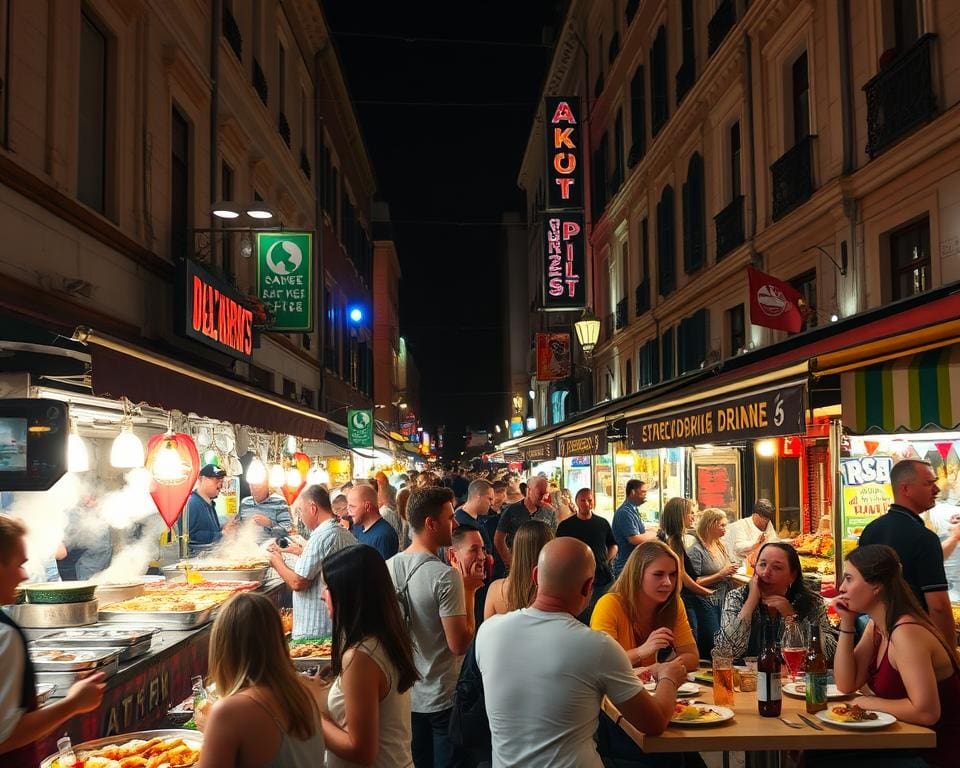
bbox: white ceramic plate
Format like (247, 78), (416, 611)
(782, 682), (847, 700)
(815, 709), (897, 729)
(670, 705), (735, 727)
(645, 681), (700, 696)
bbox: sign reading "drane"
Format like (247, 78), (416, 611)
(626, 384), (805, 450)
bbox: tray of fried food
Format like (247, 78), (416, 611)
(41, 730), (201, 767)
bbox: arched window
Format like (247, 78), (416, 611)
(683, 152), (705, 273)
(657, 185), (676, 296)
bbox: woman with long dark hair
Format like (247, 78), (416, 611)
(321, 545), (418, 767)
(827, 544), (960, 767)
(716, 541), (836, 659)
(658, 497), (714, 651)
(198, 592), (325, 767)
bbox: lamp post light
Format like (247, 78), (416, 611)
(574, 307), (601, 357)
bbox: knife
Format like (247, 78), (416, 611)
(798, 714), (824, 730)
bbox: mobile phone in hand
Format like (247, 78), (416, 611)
(657, 646), (677, 664)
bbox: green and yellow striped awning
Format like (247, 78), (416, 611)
(841, 344), (960, 433)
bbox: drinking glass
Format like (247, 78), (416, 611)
(711, 649), (735, 706)
(780, 617), (808, 684)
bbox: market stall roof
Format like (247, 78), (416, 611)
(79, 327), (330, 440)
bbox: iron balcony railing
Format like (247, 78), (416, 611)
(714, 195), (745, 260)
(770, 135), (815, 221)
(864, 34), (937, 158)
(615, 298), (628, 330)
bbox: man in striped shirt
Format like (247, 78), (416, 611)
(268, 485), (356, 638)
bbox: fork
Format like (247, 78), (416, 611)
(779, 716), (803, 729)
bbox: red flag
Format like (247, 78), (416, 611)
(747, 267), (806, 333)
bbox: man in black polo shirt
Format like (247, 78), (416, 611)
(858, 459), (956, 643)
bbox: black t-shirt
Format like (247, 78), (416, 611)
(556, 514), (617, 586)
(858, 504), (948, 610)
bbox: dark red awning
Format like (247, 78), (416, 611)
(87, 337), (328, 439)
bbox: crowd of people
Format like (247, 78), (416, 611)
(1, 459), (959, 767)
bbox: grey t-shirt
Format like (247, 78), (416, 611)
(387, 551), (466, 713)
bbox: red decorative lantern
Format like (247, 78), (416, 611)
(145, 432), (200, 528)
(280, 452), (311, 506)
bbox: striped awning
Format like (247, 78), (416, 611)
(841, 345), (960, 433)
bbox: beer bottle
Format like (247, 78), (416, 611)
(802, 621), (828, 714)
(757, 611), (782, 717)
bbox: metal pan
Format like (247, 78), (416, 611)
(29, 647), (121, 671)
(162, 564), (269, 582)
(3, 600), (98, 628)
(98, 604), (216, 629)
(35, 683), (57, 705)
(39, 728), (202, 767)
(32, 626), (157, 647)
(34, 655), (119, 689)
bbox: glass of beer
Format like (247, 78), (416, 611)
(712, 649), (735, 706)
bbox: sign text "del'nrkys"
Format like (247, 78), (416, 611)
(190, 275), (253, 358)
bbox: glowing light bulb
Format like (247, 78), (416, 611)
(268, 463), (285, 488)
(152, 438), (184, 482)
(110, 425), (145, 469)
(67, 432), (90, 473)
(306, 465), (329, 486)
(245, 456), (267, 485)
(285, 467), (302, 488)
(286, 435), (297, 454)
(756, 440), (777, 458)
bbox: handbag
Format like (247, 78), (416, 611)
(448, 638), (491, 751)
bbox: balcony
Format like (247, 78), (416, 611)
(278, 111), (291, 147)
(864, 34), (937, 159)
(714, 195), (745, 260)
(708, 0), (736, 57)
(675, 58), (696, 105)
(223, 6), (242, 60)
(635, 280), (650, 317)
(603, 312), (615, 342)
(770, 135), (815, 221)
(615, 298), (628, 330)
(299, 148), (311, 179)
(253, 58), (268, 105)
(625, 0), (640, 25)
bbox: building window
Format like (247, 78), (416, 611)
(625, 360), (633, 395)
(661, 326), (675, 380)
(612, 108), (624, 193)
(882, 0), (921, 61)
(727, 304), (745, 355)
(282, 378), (297, 400)
(277, 42), (286, 115)
(591, 132), (609, 221)
(651, 26), (668, 136)
(889, 217), (930, 300)
(301, 388), (315, 409)
(78, 12), (108, 213)
(249, 363), (274, 392)
(170, 106), (190, 260)
(300, 87), (309, 150)
(220, 161), (234, 275)
(639, 339), (660, 387)
(682, 152), (705, 273)
(629, 66), (646, 165)
(789, 269), (817, 331)
(791, 51), (810, 146)
(729, 121), (742, 201)
(679, 308), (709, 373)
(657, 185), (676, 296)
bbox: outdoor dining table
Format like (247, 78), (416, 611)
(603, 688), (936, 768)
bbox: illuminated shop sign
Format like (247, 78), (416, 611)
(558, 427), (608, 457)
(542, 212), (586, 311)
(544, 96), (583, 210)
(520, 440), (556, 463)
(177, 260), (254, 361)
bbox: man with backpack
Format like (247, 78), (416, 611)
(387, 487), (486, 768)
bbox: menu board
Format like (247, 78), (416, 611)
(840, 455), (894, 538)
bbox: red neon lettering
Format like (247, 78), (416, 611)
(192, 277), (203, 332)
(555, 178), (576, 199)
(548, 277), (565, 297)
(550, 101), (576, 124)
(553, 127), (575, 149)
(565, 276), (580, 297)
(553, 153), (576, 174)
(562, 221), (581, 240)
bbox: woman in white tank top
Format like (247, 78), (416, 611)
(320, 545), (417, 767)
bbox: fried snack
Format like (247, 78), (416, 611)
(58, 736), (201, 768)
(289, 640), (333, 658)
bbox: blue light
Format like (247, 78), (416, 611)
(348, 307), (364, 324)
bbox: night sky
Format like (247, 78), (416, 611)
(324, 2), (564, 459)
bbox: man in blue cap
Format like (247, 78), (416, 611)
(181, 464), (234, 554)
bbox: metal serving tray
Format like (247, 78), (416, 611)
(98, 604), (216, 629)
(162, 564), (269, 582)
(39, 728), (202, 767)
(34, 655), (119, 690)
(32, 626), (157, 648)
(35, 683), (57, 705)
(30, 646), (121, 672)
(2, 600), (98, 628)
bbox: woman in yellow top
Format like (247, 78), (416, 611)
(591, 539), (700, 674)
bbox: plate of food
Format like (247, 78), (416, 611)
(41, 730), (202, 767)
(670, 703), (734, 727)
(782, 681), (847, 699)
(816, 704), (896, 729)
(688, 669), (714, 686)
(645, 681), (700, 696)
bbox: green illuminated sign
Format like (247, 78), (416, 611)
(256, 232), (313, 331)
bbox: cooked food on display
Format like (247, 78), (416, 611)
(279, 608), (293, 635)
(148, 580), (259, 592)
(49, 735), (200, 767)
(289, 637), (332, 658)
(175, 559), (268, 571)
(799, 555), (835, 575)
(827, 704), (879, 723)
(672, 704), (721, 722)
(32, 650), (92, 663)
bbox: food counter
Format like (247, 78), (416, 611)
(29, 576), (287, 763)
